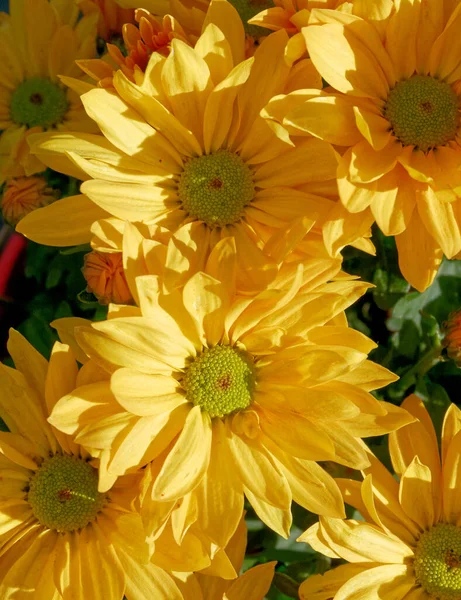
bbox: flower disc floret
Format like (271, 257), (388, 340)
(10, 77), (68, 129)
(384, 75), (459, 152)
(178, 150), (255, 228)
(414, 523), (461, 599)
(182, 345), (256, 418)
(28, 454), (106, 532)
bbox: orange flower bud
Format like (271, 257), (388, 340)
(1, 176), (56, 227)
(444, 310), (461, 366)
(83, 251), (132, 305)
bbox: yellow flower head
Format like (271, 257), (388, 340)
(0, 330), (184, 600)
(83, 249), (133, 305)
(17, 2), (344, 293)
(77, 0), (135, 40)
(265, 0), (461, 292)
(1, 175), (56, 227)
(176, 517), (276, 600)
(299, 394), (461, 600)
(49, 259), (411, 548)
(0, 0), (99, 184)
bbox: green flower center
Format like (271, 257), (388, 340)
(182, 345), (256, 418)
(228, 0), (275, 38)
(10, 77), (69, 129)
(27, 454), (106, 532)
(178, 150), (255, 228)
(414, 523), (461, 599)
(384, 75), (459, 152)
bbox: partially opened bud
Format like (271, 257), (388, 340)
(1, 176), (56, 227)
(83, 251), (132, 305)
(444, 310), (461, 366)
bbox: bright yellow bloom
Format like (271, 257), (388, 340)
(83, 250), (133, 305)
(49, 259), (411, 549)
(1, 175), (56, 227)
(77, 0), (135, 40)
(0, 0), (99, 184)
(0, 330), (184, 600)
(299, 395), (461, 600)
(265, 1), (461, 292)
(175, 517), (276, 600)
(17, 3), (351, 293)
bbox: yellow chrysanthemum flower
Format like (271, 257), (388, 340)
(48, 261), (411, 548)
(175, 517), (276, 600)
(0, 0), (99, 184)
(1, 175), (57, 227)
(77, 0), (135, 40)
(17, 3), (341, 293)
(299, 395), (461, 600)
(0, 330), (185, 600)
(265, 1), (461, 291)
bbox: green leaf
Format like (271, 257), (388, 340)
(272, 573), (299, 599)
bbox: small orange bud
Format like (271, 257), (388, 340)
(1, 176), (56, 227)
(83, 251), (132, 305)
(443, 310), (461, 366)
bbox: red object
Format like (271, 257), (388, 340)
(0, 231), (27, 298)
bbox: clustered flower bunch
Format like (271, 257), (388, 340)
(2, 0), (461, 598)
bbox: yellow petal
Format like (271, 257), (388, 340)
(285, 94), (362, 146)
(7, 329), (47, 404)
(195, 23), (233, 86)
(399, 456), (435, 531)
(299, 564), (373, 600)
(227, 431), (291, 508)
(194, 420), (244, 547)
(417, 186), (461, 258)
(349, 140), (401, 184)
(162, 40), (213, 145)
(320, 517), (413, 563)
(442, 403), (461, 464)
(442, 429), (461, 525)
(226, 562), (276, 600)
(304, 23), (389, 99)
(80, 180), (175, 223)
(113, 70), (202, 157)
(385, 0), (420, 80)
(259, 407), (336, 461)
(111, 369), (185, 417)
(152, 406), (212, 501)
(244, 485), (291, 538)
(335, 564), (415, 600)
(370, 167), (416, 236)
(183, 272), (228, 347)
(202, 0), (245, 66)
(81, 88), (182, 171)
(16, 195), (108, 246)
(77, 317), (193, 373)
(395, 208), (443, 292)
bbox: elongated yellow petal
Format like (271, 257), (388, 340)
(111, 369), (185, 417)
(334, 564), (414, 600)
(226, 562), (276, 600)
(399, 456), (435, 531)
(299, 564), (373, 600)
(16, 195), (108, 246)
(152, 406), (212, 501)
(320, 518), (413, 564)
